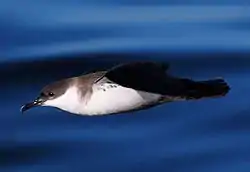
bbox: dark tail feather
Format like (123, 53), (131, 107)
(184, 78), (230, 99)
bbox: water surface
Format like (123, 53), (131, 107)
(0, 2), (250, 172)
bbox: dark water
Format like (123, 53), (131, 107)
(1, 2), (250, 172)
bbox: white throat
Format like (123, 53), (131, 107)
(43, 86), (84, 114)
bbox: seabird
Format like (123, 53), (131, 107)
(21, 61), (230, 116)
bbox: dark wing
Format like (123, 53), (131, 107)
(94, 61), (230, 99)
(98, 61), (176, 95)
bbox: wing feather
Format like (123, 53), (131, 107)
(97, 61), (172, 94)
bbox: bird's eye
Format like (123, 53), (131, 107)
(48, 92), (54, 97)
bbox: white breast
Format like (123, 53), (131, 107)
(43, 86), (84, 114)
(43, 84), (161, 116)
(81, 83), (161, 115)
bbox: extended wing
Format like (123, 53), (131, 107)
(95, 61), (177, 95)
(94, 61), (230, 100)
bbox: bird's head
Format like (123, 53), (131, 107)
(21, 79), (72, 113)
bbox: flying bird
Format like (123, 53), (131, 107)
(21, 61), (230, 116)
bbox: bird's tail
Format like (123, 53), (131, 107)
(183, 78), (230, 100)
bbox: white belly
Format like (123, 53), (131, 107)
(81, 83), (161, 115)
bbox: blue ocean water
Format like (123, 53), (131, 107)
(1, 1), (250, 172)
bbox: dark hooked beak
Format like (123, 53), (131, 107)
(20, 98), (44, 113)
